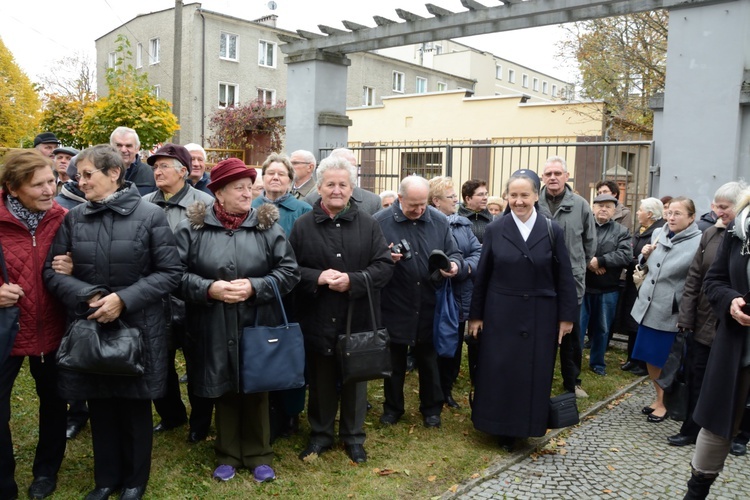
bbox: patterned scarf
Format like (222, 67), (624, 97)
(261, 192), (291, 206)
(213, 201), (248, 230)
(6, 195), (46, 236)
(732, 205), (750, 255)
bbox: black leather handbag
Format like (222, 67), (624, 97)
(240, 277), (306, 394)
(548, 392), (580, 429)
(56, 319), (144, 376)
(336, 271), (392, 385)
(0, 242), (20, 366)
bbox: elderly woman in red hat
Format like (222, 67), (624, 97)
(173, 158), (299, 483)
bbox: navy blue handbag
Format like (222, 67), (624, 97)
(240, 277), (306, 394)
(433, 278), (459, 358)
(0, 242), (20, 366)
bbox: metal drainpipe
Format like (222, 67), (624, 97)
(199, 8), (206, 143)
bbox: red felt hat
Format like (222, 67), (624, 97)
(207, 157), (257, 193)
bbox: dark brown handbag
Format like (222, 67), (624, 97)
(0, 242), (20, 366)
(336, 271), (392, 384)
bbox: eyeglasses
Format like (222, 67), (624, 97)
(74, 168), (105, 181)
(443, 194), (458, 200)
(473, 192), (489, 197)
(290, 161), (311, 166)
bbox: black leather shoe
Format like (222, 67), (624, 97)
(66, 421), (85, 439)
(28, 477), (56, 499)
(119, 486), (146, 500)
(298, 443), (331, 461)
(187, 430), (208, 443)
(497, 435), (515, 452)
(153, 420), (186, 433)
(668, 433), (697, 446)
(444, 394), (461, 409)
(379, 412), (400, 425)
(84, 487), (118, 500)
(641, 406), (656, 415)
(630, 365), (648, 376)
(620, 361), (636, 371)
(730, 440), (747, 456)
(345, 444), (367, 463)
(647, 411), (668, 423)
(423, 415), (441, 428)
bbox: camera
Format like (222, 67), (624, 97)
(391, 239), (413, 261)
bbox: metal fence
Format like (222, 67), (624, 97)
(321, 138), (654, 226)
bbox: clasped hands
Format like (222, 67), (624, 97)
(318, 269), (350, 293)
(209, 279), (254, 303)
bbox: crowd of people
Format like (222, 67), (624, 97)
(1, 130), (747, 500)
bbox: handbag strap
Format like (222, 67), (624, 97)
(0, 240), (9, 285)
(257, 277), (289, 327)
(345, 271), (378, 338)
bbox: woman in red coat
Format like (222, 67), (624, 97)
(0, 149), (68, 500)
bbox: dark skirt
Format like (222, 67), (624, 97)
(632, 324), (676, 368)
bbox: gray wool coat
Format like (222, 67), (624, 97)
(630, 222), (702, 331)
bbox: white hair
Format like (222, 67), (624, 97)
(184, 143), (207, 161)
(545, 155), (567, 172)
(109, 126), (140, 150)
(316, 156), (357, 187)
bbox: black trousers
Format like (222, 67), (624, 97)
(438, 321), (465, 396)
(187, 388), (214, 436)
(680, 337), (712, 437)
(152, 349), (187, 427)
(306, 352), (366, 447)
(384, 342), (443, 418)
(67, 399), (89, 427)
(560, 305), (583, 393)
(88, 398), (153, 489)
(0, 355), (67, 499)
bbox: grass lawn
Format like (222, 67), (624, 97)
(9, 345), (641, 499)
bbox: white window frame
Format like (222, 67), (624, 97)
(433, 43), (443, 55)
(218, 82), (239, 108)
(436, 81), (447, 92)
(542, 81), (548, 94)
(552, 84), (558, 97)
(257, 88), (276, 105)
(152, 85), (160, 98)
(220, 32), (239, 61)
(416, 77), (427, 94)
(532, 77), (539, 92)
(392, 71), (405, 93)
(522, 74), (529, 88)
(363, 86), (375, 106)
(258, 40), (276, 68)
(495, 64), (502, 80)
(149, 38), (160, 65)
(107, 52), (116, 69)
(135, 44), (142, 68)
(508, 69), (515, 84)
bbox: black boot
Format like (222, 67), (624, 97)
(683, 468), (717, 500)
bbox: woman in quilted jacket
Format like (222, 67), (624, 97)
(0, 149), (67, 500)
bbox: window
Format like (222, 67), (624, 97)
(522, 74), (529, 88)
(149, 38), (160, 65)
(400, 152), (443, 179)
(495, 64), (502, 80)
(552, 84), (558, 97)
(434, 44), (443, 55)
(363, 86), (375, 106)
(542, 81), (548, 94)
(107, 52), (116, 69)
(218, 82), (238, 108)
(152, 85), (160, 98)
(532, 78), (539, 91)
(136, 44), (142, 68)
(258, 40), (276, 67)
(392, 71), (404, 93)
(220, 32), (238, 61)
(257, 88), (275, 105)
(416, 77), (427, 93)
(508, 69), (515, 83)
(436, 82), (447, 92)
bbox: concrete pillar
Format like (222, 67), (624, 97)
(284, 50), (352, 159)
(655, 0), (750, 211)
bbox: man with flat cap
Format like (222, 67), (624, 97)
(144, 144), (215, 442)
(33, 132), (61, 158)
(51, 146), (79, 195)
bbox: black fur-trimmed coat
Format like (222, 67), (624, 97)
(173, 201), (300, 398)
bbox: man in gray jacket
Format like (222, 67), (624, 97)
(538, 156), (597, 398)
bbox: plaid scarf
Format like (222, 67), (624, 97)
(213, 201), (248, 230)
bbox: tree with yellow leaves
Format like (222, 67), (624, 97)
(0, 37), (41, 147)
(80, 35), (178, 149)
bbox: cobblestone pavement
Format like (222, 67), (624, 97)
(458, 381), (748, 499)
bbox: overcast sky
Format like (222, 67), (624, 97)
(1, 0), (578, 85)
